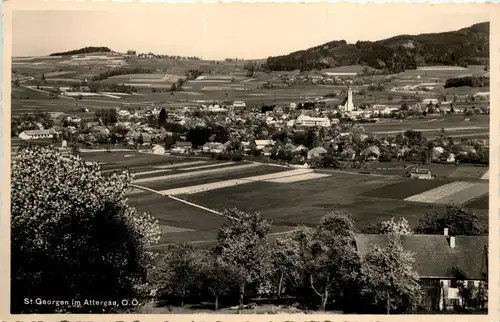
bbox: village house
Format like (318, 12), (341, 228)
(203, 142), (226, 153)
(207, 104), (228, 113)
(171, 141), (193, 154)
(232, 101), (247, 109)
(254, 139), (275, 150)
(422, 98), (440, 106)
(296, 114), (331, 127)
(409, 168), (434, 179)
(355, 232), (488, 312)
(18, 129), (56, 140)
(262, 147), (273, 156)
(370, 105), (398, 116)
(118, 110), (131, 117)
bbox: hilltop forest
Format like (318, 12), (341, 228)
(50, 46), (112, 56)
(265, 22), (489, 73)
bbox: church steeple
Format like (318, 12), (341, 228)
(344, 86), (354, 111)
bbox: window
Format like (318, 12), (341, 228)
(450, 279), (458, 288)
(468, 281), (475, 289)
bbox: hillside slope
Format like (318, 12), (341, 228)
(265, 22), (489, 73)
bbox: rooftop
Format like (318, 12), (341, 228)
(355, 234), (488, 280)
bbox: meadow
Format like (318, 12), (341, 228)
(14, 138), (465, 249)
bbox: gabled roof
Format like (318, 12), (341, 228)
(355, 234), (488, 280)
(20, 129), (55, 136)
(176, 141), (192, 147)
(410, 168), (431, 174)
(255, 139), (274, 145)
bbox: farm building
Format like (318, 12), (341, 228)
(355, 232), (488, 312)
(296, 114), (331, 127)
(18, 129), (55, 140)
(410, 168), (433, 180)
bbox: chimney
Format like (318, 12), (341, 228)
(449, 236), (456, 249)
(444, 228), (449, 236)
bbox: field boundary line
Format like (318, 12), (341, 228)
(156, 168), (313, 195)
(168, 195), (228, 217)
(181, 161), (236, 171)
(133, 162), (261, 183)
(148, 228), (301, 249)
(316, 169), (400, 178)
(132, 169), (172, 177)
(245, 160), (290, 168)
(129, 183), (238, 220)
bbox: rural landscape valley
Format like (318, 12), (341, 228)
(9, 9), (490, 316)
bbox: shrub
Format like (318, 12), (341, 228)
(231, 151), (244, 161)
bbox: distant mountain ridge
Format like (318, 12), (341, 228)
(265, 22), (489, 73)
(49, 47), (112, 56)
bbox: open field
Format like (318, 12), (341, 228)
(73, 151), (489, 247)
(403, 181), (488, 204)
(465, 194), (489, 210)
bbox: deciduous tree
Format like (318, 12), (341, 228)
(307, 212), (361, 310)
(154, 244), (201, 307)
(415, 203), (486, 236)
(214, 208), (272, 305)
(200, 252), (237, 310)
(11, 146), (161, 313)
(360, 236), (422, 314)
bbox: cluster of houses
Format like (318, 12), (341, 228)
(14, 84), (488, 175)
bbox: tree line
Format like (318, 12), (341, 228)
(265, 23), (488, 73)
(444, 76), (489, 88)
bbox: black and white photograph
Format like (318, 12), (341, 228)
(4, 2), (495, 317)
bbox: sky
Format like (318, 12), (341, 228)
(12, 4), (489, 60)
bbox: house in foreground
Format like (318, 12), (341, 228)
(355, 232), (488, 312)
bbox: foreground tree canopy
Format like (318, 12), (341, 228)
(11, 146), (161, 313)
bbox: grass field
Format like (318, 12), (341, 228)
(362, 179), (454, 200)
(73, 151), (491, 247)
(464, 194), (489, 210)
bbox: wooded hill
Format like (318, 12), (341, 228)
(50, 46), (112, 56)
(265, 22), (489, 73)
